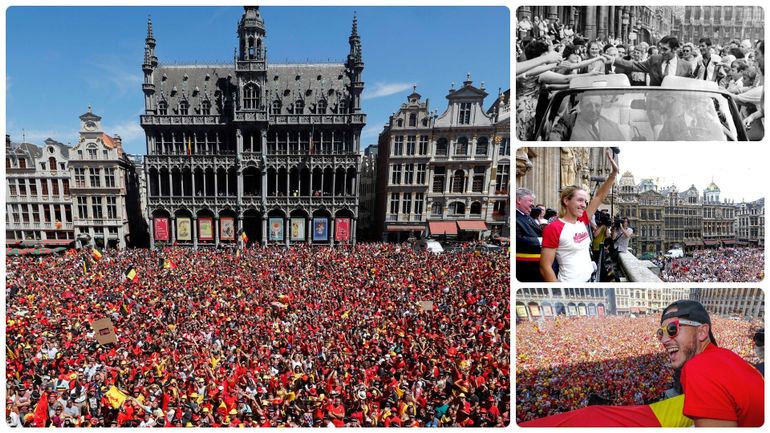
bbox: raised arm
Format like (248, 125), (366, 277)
(517, 51), (563, 75)
(607, 54), (653, 74)
(586, 149), (619, 217)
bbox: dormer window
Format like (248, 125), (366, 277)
(317, 99), (327, 114)
(408, 113), (417, 127)
(179, 100), (189, 115)
(272, 99), (282, 113)
(201, 100), (211, 115)
(458, 102), (471, 125)
(295, 99), (304, 114)
(158, 101), (168, 115)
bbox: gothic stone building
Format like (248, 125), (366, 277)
(141, 7), (365, 248)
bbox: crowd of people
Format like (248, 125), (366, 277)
(516, 315), (763, 424)
(5, 243), (510, 427)
(516, 19), (765, 141)
(658, 247), (765, 282)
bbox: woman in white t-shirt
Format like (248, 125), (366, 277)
(540, 149), (619, 282)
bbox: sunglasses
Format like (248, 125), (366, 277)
(656, 319), (703, 340)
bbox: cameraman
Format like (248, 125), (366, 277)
(611, 216), (633, 253)
(592, 210), (611, 264)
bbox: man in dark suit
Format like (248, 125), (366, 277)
(516, 188), (544, 282)
(609, 36), (694, 86)
(570, 95), (626, 140)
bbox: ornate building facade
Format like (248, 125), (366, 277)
(517, 6), (676, 45)
(691, 288), (765, 320)
(6, 136), (76, 247)
(672, 6), (764, 46)
(374, 78), (508, 242)
(69, 108), (134, 249)
(616, 176), (746, 255)
(515, 288), (610, 321)
(140, 7), (365, 248)
(736, 198), (764, 247)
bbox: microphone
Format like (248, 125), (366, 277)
(610, 147), (620, 154)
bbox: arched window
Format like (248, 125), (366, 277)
(272, 99), (282, 114)
(431, 202), (443, 216)
(449, 201), (466, 215)
(397, 118), (403, 127)
(408, 113), (417, 127)
(244, 83), (259, 110)
(470, 201), (482, 215)
(179, 100), (189, 115)
(317, 99), (327, 114)
(49, 157), (57, 172)
(475, 137), (488, 156)
(295, 99), (304, 114)
(201, 100), (211, 115)
(435, 138), (448, 156)
(455, 137), (468, 155)
(158, 100), (168, 115)
(451, 169), (465, 193)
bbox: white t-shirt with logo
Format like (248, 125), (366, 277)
(542, 211), (594, 282)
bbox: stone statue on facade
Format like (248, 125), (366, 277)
(516, 147), (534, 177)
(560, 147), (577, 189)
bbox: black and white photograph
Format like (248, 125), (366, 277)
(515, 6), (765, 141)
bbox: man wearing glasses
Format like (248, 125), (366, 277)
(658, 300), (764, 427)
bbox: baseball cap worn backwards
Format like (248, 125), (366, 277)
(661, 300), (717, 346)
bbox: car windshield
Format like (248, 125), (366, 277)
(540, 89), (741, 141)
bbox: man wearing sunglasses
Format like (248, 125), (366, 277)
(658, 300), (764, 427)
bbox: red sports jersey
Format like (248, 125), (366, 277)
(680, 344), (764, 427)
(541, 211), (593, 282)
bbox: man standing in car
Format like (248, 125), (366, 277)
(658, 300), (764, 427)
(609, 36), (694, 86)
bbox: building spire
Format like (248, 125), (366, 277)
(144, 15), (157, 68)
(348, 11), (362, 63)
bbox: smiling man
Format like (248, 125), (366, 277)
(658, 300), (764, 427)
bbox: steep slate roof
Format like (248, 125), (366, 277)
(8, 141), (43, 159)
(154, 62), (350, 115)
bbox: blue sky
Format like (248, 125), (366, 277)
(6, 6), (510, 155)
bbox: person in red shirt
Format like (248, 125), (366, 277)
(658, 300), (764, 427)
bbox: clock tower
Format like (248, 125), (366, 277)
(79, 105), (103, 136)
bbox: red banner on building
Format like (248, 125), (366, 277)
(335, 218), (350, 241)
(154, 218), (169, 241)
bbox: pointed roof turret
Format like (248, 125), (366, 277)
(348, 11), (362, 64)
(143, 16), (158, 69)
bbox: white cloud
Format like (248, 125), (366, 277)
(105, 119), (144, 143)
(6, 128), (79, 145)
(362, 82), (413, 100)
(360, 123), (386, 145)
(85, 59), (142, 98)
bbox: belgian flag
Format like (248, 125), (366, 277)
(519, 394), (693, 427)
(235, 249), (241, 258)
(163, 259), (176, 269)
(124, 265), (138, 283)
(82, 257), (92, 275)
(240, 231), (249, 245)
(91, 247), (103, 261)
